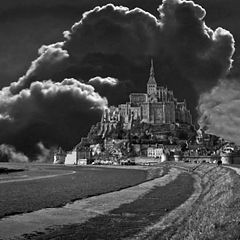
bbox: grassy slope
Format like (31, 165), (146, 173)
(153, 165), (240, 240)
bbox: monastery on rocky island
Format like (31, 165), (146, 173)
(101, 60), (192, 130)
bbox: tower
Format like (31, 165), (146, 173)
(147, 59), (157, 95)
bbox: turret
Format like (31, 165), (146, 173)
(147, 59), (157, 95)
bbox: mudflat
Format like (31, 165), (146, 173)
(0, 163), (158, 219)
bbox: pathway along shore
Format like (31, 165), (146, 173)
(0, 165), (199, 240)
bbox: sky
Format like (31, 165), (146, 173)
(0, 0), (239, 157)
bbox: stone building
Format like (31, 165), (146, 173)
(147, 146), (164, 158)
(53, 147), (66, 164)
(101, 59), (192, 129)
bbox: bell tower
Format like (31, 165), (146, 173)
(147, 59), (157, 95)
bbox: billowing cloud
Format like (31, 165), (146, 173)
(9, 42), (70, 94)
(198, 79), (240, 144)
(0, 79), (107, 157)
(88, 76), (119, 86)
(0, 144), (29, 162)
(9, 3), (161, 94)
(158, 0), (235, 92)
(8, 1), (234, 97)
(64, 4), (160, 59)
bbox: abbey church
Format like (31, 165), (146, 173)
(101, 60), (192, 129)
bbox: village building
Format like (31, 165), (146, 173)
(53, 147), (66, 164)
(65, 148), (77, 165)
(147, 146), (164, 158)
(53, 143), (92, 165)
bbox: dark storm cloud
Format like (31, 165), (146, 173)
(198, 79), (240, 144)
(9, 1), (234, 95)
(0, 79), (107, 157)
(0, 0), (236, 156)
(64, 4), (161, 60)
(8, 3), (162, 95)
(158, 0), (234, 92)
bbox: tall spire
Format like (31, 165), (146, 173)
(147, 58), (157, 85)
(150, 58), (154, 77)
